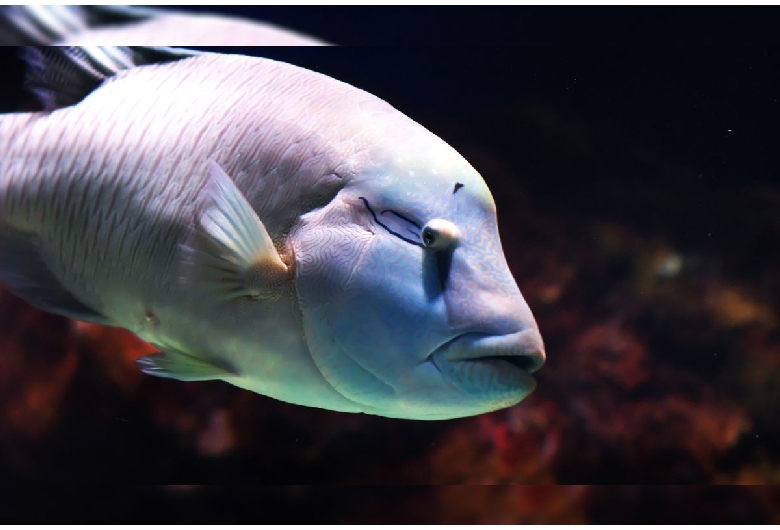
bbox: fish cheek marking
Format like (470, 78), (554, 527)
(422, 252), (441, 301)
(381, 209), (421, 237)
(436, 249), (454, 291)
(358, 197), (422, 247)
(453, 182), (464, 194)
(422, 247), (454, 302)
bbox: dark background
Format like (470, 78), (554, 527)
(200, 6), (779, 188)
(1, 5), (779, 524)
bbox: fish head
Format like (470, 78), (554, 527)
(291, 130), (545, 420)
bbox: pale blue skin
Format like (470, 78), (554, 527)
(0, 52), (544, 420)
(292, 150), (545, 419)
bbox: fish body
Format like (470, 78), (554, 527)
(0, 47), (544, 419)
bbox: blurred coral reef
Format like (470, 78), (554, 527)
(1, 101), (779, 522)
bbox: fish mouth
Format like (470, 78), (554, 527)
(430, 328), (545, 394)
(439, 328), (546, 372)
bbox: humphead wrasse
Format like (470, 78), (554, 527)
(0, 47), (545, 420)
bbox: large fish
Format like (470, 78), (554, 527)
(0, 46), (545, 420)
(0, 5), (328, 46)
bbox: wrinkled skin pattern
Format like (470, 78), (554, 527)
(292, 158), (541, 420)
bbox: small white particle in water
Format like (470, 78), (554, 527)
(408, 170), (415, 176)
(727, 129), (732, 132)
(656, 252), (684, 278)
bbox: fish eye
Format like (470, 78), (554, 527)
(421, 219), (460, 250)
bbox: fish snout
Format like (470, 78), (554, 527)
(439, 328), (546, 374)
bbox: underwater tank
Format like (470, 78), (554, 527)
(0, 5), (778, 524)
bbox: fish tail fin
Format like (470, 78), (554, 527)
(20, 46), (137, 110)
(0, 5), (158, 45)
(0, 5), (89, 45)
(18, 45), (202, 110)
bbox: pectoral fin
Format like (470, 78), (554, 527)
(136, 345), (237, 381)
(181, 160), (289, 302)
(0, 225), (108, 324)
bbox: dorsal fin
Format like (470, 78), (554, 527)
(20, 45), (202, 110)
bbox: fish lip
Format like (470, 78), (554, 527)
(434, 328), (546, 374)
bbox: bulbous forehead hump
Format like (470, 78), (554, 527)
(357, 127), (496, 211)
